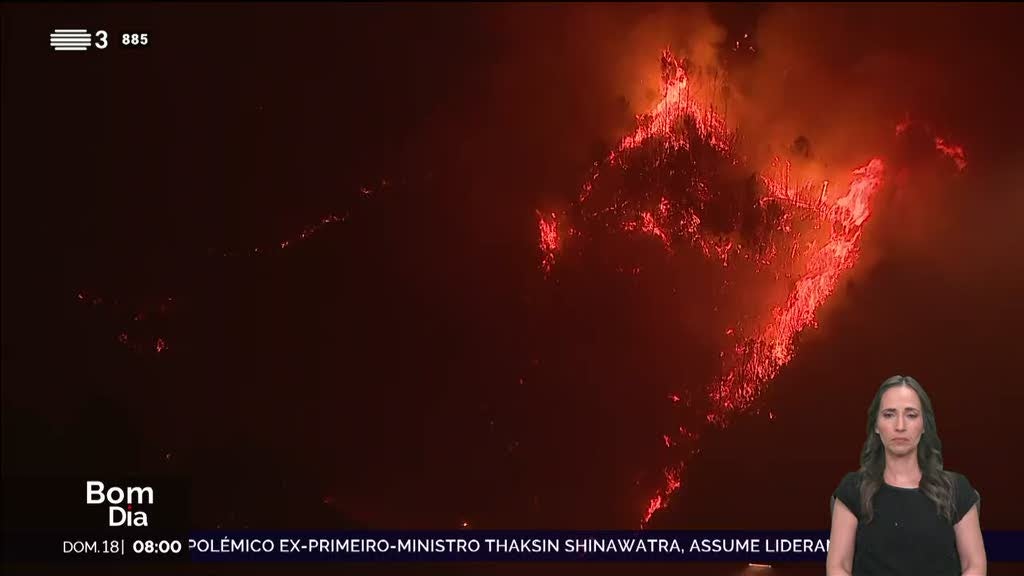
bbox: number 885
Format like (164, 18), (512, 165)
(121, 33), (149, 46)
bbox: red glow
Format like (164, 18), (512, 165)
(707, 159), (885, 424)
(535, 48), (890, 526)
(895, 119), (968, 171)
(642, 494), (664, 526)
(642, 466), (683, 526)
(934, 137), (967, 171)
(640, 211), (670, 247)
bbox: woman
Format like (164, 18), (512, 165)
(826, 375), (986, 576)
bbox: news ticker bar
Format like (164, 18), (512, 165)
(5, 531), (1024, 563)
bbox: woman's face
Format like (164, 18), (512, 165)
(875, 385), (924, 457)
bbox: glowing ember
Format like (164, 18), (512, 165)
(537, 211), (560, 274)
(76, 182), (379, 358)
(934, 137), (967, 171)
(894, 118), (968, 171)
(226, 212), (347, 257)
(77, 291), (174, 356)
(640, 211), (671, 247)
(641, 467), (683, 526)
(642, 494), (665, 526)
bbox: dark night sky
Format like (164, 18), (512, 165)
(3, 3), (1024, 575)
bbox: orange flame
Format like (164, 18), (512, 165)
(537, 48), (890, 527)
(707, 159), (884, 424)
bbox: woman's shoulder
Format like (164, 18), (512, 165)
(833, 470), (864, 516)
(943, 469), (981, 522)
(837, 470), (864, 488)
(943, 470), (979, 494)
(942, 470), (975, 489)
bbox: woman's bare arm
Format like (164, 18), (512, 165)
(826, 496), (857, 576)
(955, 502), (986, 576)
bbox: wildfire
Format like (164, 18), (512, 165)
(536, 49), (892, 526)
(707, 158), (884, 424)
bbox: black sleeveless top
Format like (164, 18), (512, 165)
(832, 471), (980, 576)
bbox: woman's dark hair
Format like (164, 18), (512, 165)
(858, 375), (956, 523)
